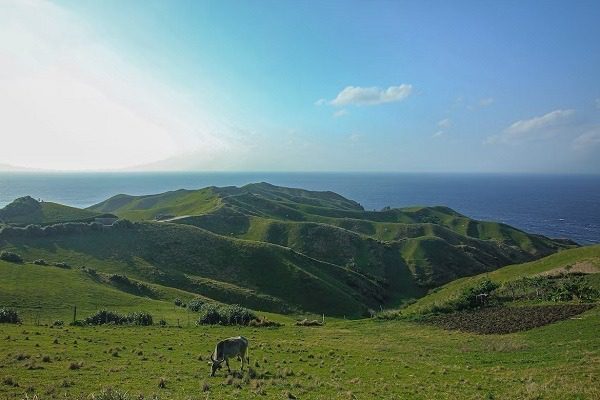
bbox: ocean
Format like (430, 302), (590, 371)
(0, 172), (598, 244)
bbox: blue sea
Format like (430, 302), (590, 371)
(0, 172), (598, 244)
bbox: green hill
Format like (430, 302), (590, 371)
(0, 196), (110, 225)
(0, 221), (381, 317)
(401, 244), (600, 315)
(0, 183), (576, 317)
(91, 182), (573, 289)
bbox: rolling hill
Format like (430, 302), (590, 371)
(0, 183), (576, 317)
(0, 195), (112, 225)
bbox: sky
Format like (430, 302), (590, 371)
(1, 0), (600, 173)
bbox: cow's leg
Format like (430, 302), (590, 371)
(240, 350), (246, 371)
(225, 358), (231, 373)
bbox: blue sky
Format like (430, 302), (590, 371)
(1, 0), (600, 172)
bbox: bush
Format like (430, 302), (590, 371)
(33, 259), (48, 266)
(127, 311), (153, 326)
(0, 308), (21, 324)
(196, 303), (257, 326)
(425, 279), (500, 315)
(0, 251), (23, 263)
(197, 303), (221, 325)
(52, 320), (64, 327)
(83, 310), (153, 326)
(174, 298), (185, 307)
(187, 298), (204, 312)
(53, 262), (71, 269)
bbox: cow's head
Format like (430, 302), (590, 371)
(209, 354), (223, 376)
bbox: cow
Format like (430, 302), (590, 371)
(209, 336), (249, 376)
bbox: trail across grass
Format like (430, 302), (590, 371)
(1, 307), (599, 399)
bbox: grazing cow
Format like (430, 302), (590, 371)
(209, 336), (249, 376)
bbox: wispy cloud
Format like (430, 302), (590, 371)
(486, 109), (576, 144)
(438, 118), (452, 129)
(479, 97), (494, 107)
(333, 109), (348, 118)
(573, 127), (600, 150)
(319, 84), (413, 107)
(432, 118), (451, 138)
(348, 133), (362, 143)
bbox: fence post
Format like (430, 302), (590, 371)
(73, 305), (77, 324)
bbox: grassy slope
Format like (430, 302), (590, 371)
(0, 222), (380, 317)
(0, 307), (598, 399)
(0, 197), (102, 225)
(84, 182), (575, 308)
(402, 244), (600, 315)
(87, 188), (221, 221)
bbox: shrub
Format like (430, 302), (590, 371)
(53, 262), (71, 269)
(83, 310), (153, 326)
(0, 308), (21, 324)
(196, 303), (257, 326)
(197, 303), (221, 325)
(52, 320), (64, 327)
(174, 298), (183, 307)
(33, 259), (48, 266)
(0, 251), (23, 263)
(423, 279), (500, 315)
(127, 312), (153, 326)
(187, 298), (204, 312)
(84, 310), (125, 325)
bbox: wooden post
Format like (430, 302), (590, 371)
(73, 305), (77, 324)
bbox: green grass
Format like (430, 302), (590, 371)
(0, 196), (103, 225)
(1, 183), (577, 317)
(1, 246), (599, 399)
(0, 307), (598, 399)
(88, 188), (222, 221)
(0, 222), (378, 317)
(402, 245), (600, 315)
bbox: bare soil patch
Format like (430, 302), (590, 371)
(423, 304), (596, 334)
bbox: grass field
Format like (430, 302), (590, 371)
(1, 307), (598, 399)
(1, 185), (597, 399)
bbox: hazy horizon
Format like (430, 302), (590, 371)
(2, 0), (600, 173)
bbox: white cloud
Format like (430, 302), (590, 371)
(333, 109), (348, 118)
(573, 127), (600, 150)
(314, 98), (327, 106)
(348, 133), (362, 143)
(0, 0), (232, 171)
(432, 130), (444, 138)
(328, 84), (413, 106)
(479, 97), (494, 107)
(437, 118), (452, 129)
(486, 109), (576, 144)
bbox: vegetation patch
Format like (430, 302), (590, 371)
(196, 303), (257, 326)
(0, 251), (23, 263)
(82, 310), (153, 326)
(0, 307), (21, 324)
(424, 304), (595, 334)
